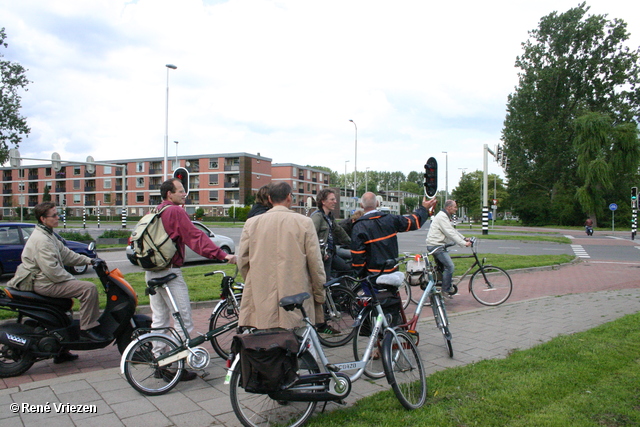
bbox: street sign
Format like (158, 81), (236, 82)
(52, 152), (62, 171)
(609, 203), (618, 211)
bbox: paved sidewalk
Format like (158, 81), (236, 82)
(1, 261), (639, 426)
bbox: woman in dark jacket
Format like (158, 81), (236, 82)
(247, 184), (272, 219)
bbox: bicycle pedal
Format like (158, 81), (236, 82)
(199, 371), (210, 379)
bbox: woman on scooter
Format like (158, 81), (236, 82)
(7, 202), (105, 363)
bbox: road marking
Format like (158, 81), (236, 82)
(570, 244), (590, 258)
(607, 236), (626, 240)
(564, 235), (574, 239)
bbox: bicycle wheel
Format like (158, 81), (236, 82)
(469, 265), (512, 306)
(123, 334), (184, 396)
(398, 280), (411, 310)
(209, 296), (241, 360)
(352, 307), (385, 379)
(318, 286), (360, 347)
(230, 351), (319, 427)
(382, 330), (427, 410)
(430, 294), (453, 357)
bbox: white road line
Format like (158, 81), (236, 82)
(570, 244), (590, 258)
(564, 235), (574, 239)
(607, 236), (626, 240)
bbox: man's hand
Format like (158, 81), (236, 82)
(422, 197), (437, 213)
(464, 238), (472, 247)
(225, 254), (237, 264)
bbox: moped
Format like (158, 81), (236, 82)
(0, 258), (150, 377)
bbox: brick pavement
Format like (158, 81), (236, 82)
(0, 259), (639, 426)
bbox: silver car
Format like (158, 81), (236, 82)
(126, 221), (235, 265)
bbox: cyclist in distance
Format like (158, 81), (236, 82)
(351, 192), (437, 277)
(426, 200), (472, 297)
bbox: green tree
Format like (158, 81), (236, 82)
(501, 3), (640, 226)
(0, 28), (30, 163)
(573, 112), (639, 227)
(451, 171), (508, 220)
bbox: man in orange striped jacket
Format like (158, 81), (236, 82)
(351, 192), (436, 278)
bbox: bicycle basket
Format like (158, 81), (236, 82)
(406, 258), (427, 286)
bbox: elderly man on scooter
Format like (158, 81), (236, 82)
(8, 202), (105, 363)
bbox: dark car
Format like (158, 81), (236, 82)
(0, 223), (97, 276)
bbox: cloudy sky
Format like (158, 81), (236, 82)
(2, 0), (639, 192)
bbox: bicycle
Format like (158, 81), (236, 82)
(352, 251), (454, 375)
(120, 265), (244, 396)
(226, 262), (427, 427)
(431, 237), (513, 306)
(317, 280), (360, 347)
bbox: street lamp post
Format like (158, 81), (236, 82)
(164, 64), (177, 179)
(174, 140), (179, 169)
(442, 151), (448, 201)
(365, 167), (370, 193)
(344, 160), (350, 196)
(349, 120), (357, 197)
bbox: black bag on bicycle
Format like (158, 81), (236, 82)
(231, 330), (299, 394)
(359, 291), (402, 336)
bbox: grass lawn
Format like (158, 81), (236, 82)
(307, 311), (640, 426)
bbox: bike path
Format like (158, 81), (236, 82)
(1, 261), (639, 426)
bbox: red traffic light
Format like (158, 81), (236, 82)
(173, 167), (189, 196)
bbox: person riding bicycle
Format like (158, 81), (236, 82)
(426, 200), (471, 297)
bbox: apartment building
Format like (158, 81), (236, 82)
(1, 152), (333, 218)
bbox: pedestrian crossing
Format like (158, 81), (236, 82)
(571, 244), (590, 258)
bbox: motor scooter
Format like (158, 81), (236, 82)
(0, 258), (151, 378)
(585, 225), (593, 236)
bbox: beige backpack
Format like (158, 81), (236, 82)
(129, 206), (177, 271)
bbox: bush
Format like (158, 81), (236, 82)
(98, 229), (131, 239)
(58, 231), (93, 242)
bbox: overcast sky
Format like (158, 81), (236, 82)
(2, 0), (639, 192)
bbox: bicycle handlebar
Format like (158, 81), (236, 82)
(204, 263), (239, 279)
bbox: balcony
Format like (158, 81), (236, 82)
(3, 189), (12, 194)
(149, 168), (163, 174)
(3, 175), (12, 181)
(224, 165), (240, 171)
(224, 182), (239, 188)
(55, 186), (66, 193)
(28, 174), (38, 180)
(85, 186), (96, 192)
(85, 201), (96, 206)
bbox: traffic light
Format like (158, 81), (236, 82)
(423, 157), (438, 198)
(632, 187), (638, 209)
(495, 145), (502, 163)
(173, 167), (189, 196)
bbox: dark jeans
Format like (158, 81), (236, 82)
(322, 252), (352, 282)
(428, 247), (455, 293)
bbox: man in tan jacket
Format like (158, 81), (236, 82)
(238, 182), (325, 330)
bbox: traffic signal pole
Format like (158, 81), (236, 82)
(632, 187), (638, 240)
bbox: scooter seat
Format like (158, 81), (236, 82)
(2, 287), (74, 311)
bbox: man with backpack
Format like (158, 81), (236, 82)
(146, 178), (236, 381)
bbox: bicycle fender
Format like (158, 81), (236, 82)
(224, 353), (240, 385)
(119, 332), (181, 374)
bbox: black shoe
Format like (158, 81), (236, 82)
(155, 368), (197, 382)
(53, 351), (79, 364)
(80, 327), (108, 342)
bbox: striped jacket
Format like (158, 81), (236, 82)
(350, 206), (429, 277)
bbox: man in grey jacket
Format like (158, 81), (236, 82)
(8, 202), (105, 353)
(426, 200), (471, 296)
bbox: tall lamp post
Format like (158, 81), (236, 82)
(174, 140), (179, 169)
(164, 64), (177, 179)
(442, 151), (448, 201)
(344, 160), (350, 196)
(349, 119), (357, 197)
(365, 167), (370, 193)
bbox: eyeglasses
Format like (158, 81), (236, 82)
(45, 213), (59, 218)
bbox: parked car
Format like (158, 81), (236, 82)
(0, 223), (97, 276)
(126, 221), (235, 266)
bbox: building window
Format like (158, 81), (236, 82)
(136, 162), (145, 173)
(45, 167), (52, 177)
(137, 193), (144, 203)
(104, 178), (112, 189)
(73, 167), (81, 176)
(73, 194), (81, 203)
(136, 177), (144, 188)
(209, 159), (219, 169)
(209, 174), (218, 185)
(209, 191), (219, 202)
(104, 166), (112, 174)
(104, 194), (111, 204)
(73, 180), (81, 190)
(292, 167), (297, 177)
(292, 181), (297, 190)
